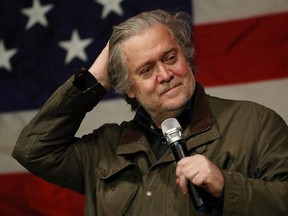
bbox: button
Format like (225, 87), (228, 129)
(146, 191), (153, 197)
(211, 209), (218, 215)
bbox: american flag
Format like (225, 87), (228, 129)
(0, 0), (191, 112)
(0, 0), (287, 215)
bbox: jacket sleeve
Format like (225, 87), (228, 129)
(222, 108), (288, 216)
(12, 75), (106, 194)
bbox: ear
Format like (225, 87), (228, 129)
(127, 90), (135, 98)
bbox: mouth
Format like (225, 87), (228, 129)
(160, 83), (182, 95)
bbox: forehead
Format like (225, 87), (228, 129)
(122, 24), (176, 49)
(121, 24), (178, 67)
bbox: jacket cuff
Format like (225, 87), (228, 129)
(222, 171), (248, 215)
(73, 68), (107, 95)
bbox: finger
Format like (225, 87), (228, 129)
(176, 158), (197, 177)
(190, 170), (206, 188)
(191, 165), (224, 197)
(176, 176), (188, 194)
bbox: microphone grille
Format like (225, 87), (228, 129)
(161, 118), (181, 134)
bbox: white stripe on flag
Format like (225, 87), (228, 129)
(206, 78), (288, 123)
(194, 0), (288, 24)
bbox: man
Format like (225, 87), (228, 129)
(12, 10), (288, 215)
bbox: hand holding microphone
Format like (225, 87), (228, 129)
(161, 118), (224, 212)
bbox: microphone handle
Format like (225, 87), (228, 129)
(170, 140), (207, 212)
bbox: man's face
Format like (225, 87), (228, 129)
(122, 24), (196, 124)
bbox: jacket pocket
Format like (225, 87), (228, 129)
(94, 164), (141, 215)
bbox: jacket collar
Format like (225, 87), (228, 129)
(183, 82), (213, 135)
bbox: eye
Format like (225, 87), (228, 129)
(164, 53), (177, 64)
(139, 65), (154, 79)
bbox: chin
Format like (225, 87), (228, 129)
(164, 99), (188, 112)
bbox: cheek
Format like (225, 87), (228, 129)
(130, 80), (156, 99)
(175, 61), (192, 77)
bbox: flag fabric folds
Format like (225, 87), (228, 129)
(0, 0), (287, 215)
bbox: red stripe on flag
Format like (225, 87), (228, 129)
(194, 12), (288, 86)
(0, 173), (84, 216)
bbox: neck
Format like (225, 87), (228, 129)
(150, 109), (184, 128)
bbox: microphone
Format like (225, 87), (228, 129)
(161, 118), (207, 212)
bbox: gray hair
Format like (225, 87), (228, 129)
(108, 9), (195, 110)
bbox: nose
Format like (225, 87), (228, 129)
(157, 63), (173, 83)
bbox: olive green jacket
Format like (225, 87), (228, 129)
(13, 76), (288, 216)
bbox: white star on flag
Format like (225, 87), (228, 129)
(58, 29), (93, 64)
(21, 0), (53, 30)
(0, 41), (17, 72)
(96, 0), (125, 19)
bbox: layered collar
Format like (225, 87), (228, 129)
(116, 82), (219, 161)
